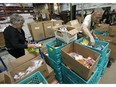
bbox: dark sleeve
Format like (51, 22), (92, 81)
(4, 27), (28, 49)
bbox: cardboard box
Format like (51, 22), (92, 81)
(66, 19), (81, 31)
(41, 9), (50, 20)
(96, 35), (116, 46)
(9, 53), (37, 71)
(95, 24), (110, 32)
(109, 44), (116, 61)
(53, 20), (63, 26)
(0, 71), (7, 84)
(27, 22), (45, 41)
(45, 64), (55, 83)
(0, 32), (5, 47)
(96, 35), (113, 43)
(53, 25), (79, 43)
(0, 71), (10, 84)
(109, 25), (116, 37)
(5, 55), (49, 83)
(61, 42), (100, 80)
(42, 21), (54, 38)
(76, 16), (84, 24)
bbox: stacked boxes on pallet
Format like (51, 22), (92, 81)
(75, 37), (110, 76)
(46, 39), (66, 83)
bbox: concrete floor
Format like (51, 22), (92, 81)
(99, 61), (116, 84)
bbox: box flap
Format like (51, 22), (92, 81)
(42, 20), (53, 23)
(9, 53), (37, 70)
(8, 56), (49, 83)
(52, 25), (79, 35)
(68, 28), (79, 35)
(66, 20), (81, 31)
(4, 72), (13, 84)
(0, 71), (8, 83)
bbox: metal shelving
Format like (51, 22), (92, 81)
(0, 3), (34, 19)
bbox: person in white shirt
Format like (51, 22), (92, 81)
(82, 8), (104, 45)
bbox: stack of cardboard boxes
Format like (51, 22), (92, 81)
(28, 20), (63, 41)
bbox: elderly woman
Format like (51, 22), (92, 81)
(4, 13), (38, 58)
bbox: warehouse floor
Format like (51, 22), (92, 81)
(0, 37), (116, 84)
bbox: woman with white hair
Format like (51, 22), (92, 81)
(4, 13), (39, 58)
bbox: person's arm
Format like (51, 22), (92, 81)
(81, 15), (95, 45)
(82, 25), (95, 45)
(4, 27), (38, 49)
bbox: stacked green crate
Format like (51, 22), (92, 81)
(75, 37), (110, 76)
(18, 71), (48, 84)
(62, 63), (102, 84)
(46, 39), (66, 83)
(95, 31), (109, 36)
(101, 49), (111, 75)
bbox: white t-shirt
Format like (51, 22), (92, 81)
(82, 14), (92, 30)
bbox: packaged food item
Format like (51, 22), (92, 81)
(80, 38), (89, 46)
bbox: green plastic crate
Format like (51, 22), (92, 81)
(46, 39), (66, 64)
(75, 37), (109, 55)
(48, 57), (61, 71)
(61, 63), (102, 84)
(101, 49), (111, 76)
(63, 74), (75, 84)
(95, 31), (109, 36)
(75, 37), (109, 65)
(18, 71), (48, 84)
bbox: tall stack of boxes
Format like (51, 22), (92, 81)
(27, 20), (63, 41)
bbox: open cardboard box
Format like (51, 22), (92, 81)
(52, 25), (78, 43)
(66, 19), (81, 31)
(96, 35), (113, 43)
(95, 24), (110, 32)
(4, 54), (49, 84)
(8, 53), (38, 71)
(52, 25), (80, 36)
(61, 42), (100, 80)
(109, 25), (116, 37)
